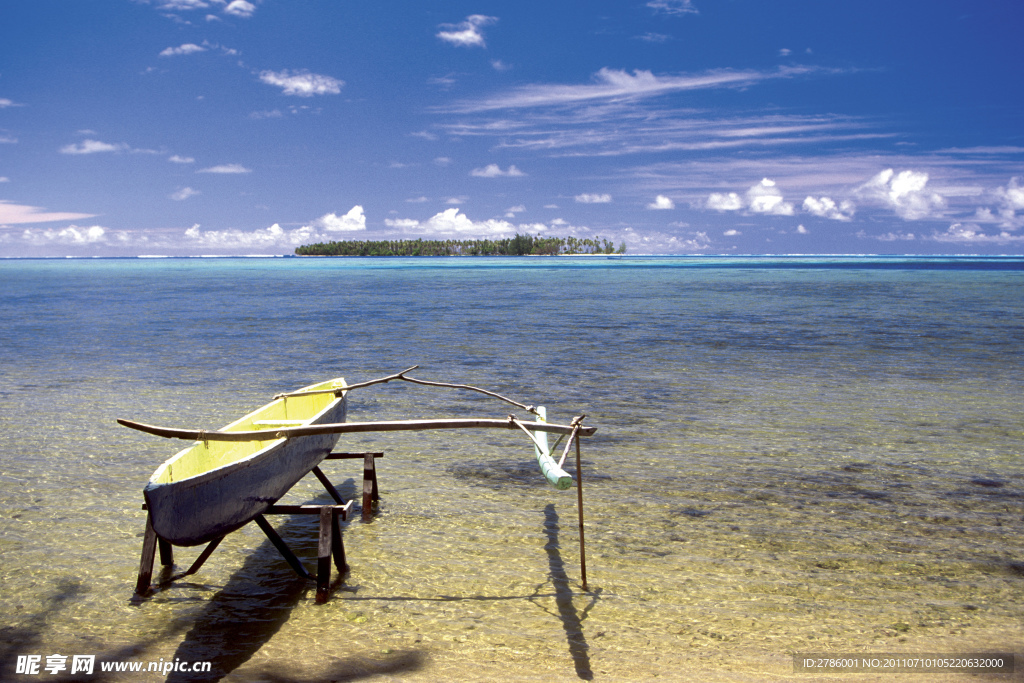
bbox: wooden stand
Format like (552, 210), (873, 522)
(133, 452), (383, 603)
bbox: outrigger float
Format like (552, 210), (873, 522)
(120, 366), (596, 602)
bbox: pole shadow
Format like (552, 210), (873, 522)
(541, 503), (597, 680)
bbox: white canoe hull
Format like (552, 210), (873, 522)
(143, 381), (347, 546)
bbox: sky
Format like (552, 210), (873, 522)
(1, 0), (1023, 256)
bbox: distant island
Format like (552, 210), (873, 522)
(295, 233), (627, 256)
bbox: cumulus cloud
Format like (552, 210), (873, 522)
(384, 208), (531, 236)
(159, 43), (206, 57)
(803, 195), (854, 220)
(993, 177), (1024, 228)
(723, 229), (740, 236)
(470, 163), (525, 177)
(930, 223), (1024, 244)
(706, 179), (793, 215)
(259, 70), (344, 96)
(59, 139), (126, 155)
(647, 195), (675, 210)
(746, 178), (794, 215)
(184, 222), (318, 249)
(313, 206), (366, 232)
(197, 163), (251, 174)
(706, 192), (743, 211)
(170, 187), (200, 201)
(436, 15), (497, 48)
(575, 193), (612, 204)
(856, 169), (945, 220)
(0, 200), (96, 224)
(21, 225), (108, 245)
(223, 0), (255, 17)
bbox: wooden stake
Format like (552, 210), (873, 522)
(576, 438), (588, 592)
(135, 513), (158, 596)
(316, 506), (332, 603)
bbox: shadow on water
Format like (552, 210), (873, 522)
(539, 503), (598, 680)
(159, 478), (426, 682)
(0, 578), (193, 682)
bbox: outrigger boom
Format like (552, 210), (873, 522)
(117, 416), (597, 442)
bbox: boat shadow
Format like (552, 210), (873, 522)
(163, 479), (426, 682)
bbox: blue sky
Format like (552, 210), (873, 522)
(1, 0), (1022, 256)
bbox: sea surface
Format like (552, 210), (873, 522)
(1, 255), (1022, 682)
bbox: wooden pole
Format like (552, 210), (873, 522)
(117, 416), (596, 442)
(316, 506), (332, 603)
(575, 438), (588, 592)
(135, 513), (158, 596)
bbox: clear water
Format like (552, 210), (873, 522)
(1, 256), (1022, 681)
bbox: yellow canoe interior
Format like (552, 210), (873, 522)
(150, 378), (347, 485)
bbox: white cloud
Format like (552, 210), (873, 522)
(0, 177), (8, 182)
(313, 206), (366, 232)
(170, 187), (200, 201)
(385, 208), (524, 236)
(470, 163), (525, 177)
(705, 179), (793, 215)
(436, 15), (497, 48)
(184, 222), (318, 249)
(930, 223), (1024, 244)
(158, 0), (212, 10)
(21, 224), (108, 245)
(723, 229), (740, 236)
(803, 195), (854, 220)
(259, 70), (344, 96)
(856, 168), (945, 220)
(59, 139), (125, 155)
(443, 66), (813, 113)
(197, 163), (251, 174)
(223, 0), (255, 17)
(504, 204), (526, 218)
(993, 177), (1024, 228)
(491, 59), (512, 71)
(0, 133), (16, 144)
(648, 195), (675, 210)
(0, 98), (19, 108)
(169, 154), (195, 163)
(706, 192), (743, 211)
(647, 0), (698, 14)
(0, 200), (96, 224)
(159, 43), (206, 57)
(796, 224), (809, 234)
(746, 178), (794, 215)
(575, 193), (612, 204)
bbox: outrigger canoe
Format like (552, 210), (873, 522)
(142, 377), (348, 546)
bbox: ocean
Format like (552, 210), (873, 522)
(1, 256), (1022, 681)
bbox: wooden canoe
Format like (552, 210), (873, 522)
(143, 378), (348, 546)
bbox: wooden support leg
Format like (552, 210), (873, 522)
(331, 507), (348, 574)
(254, 514), (312, 580)
(183, 536), (223, 577)
(316, 506), (332, 603)
(158, 538), (174, 567)
(362, 453), (378, 521)
(135, 512), (158, 596)
(311, 465), (345, 505)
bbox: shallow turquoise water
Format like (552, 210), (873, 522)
(1, 257), (1022, 681)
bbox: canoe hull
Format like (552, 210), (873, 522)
(143, 382), (347, 546)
